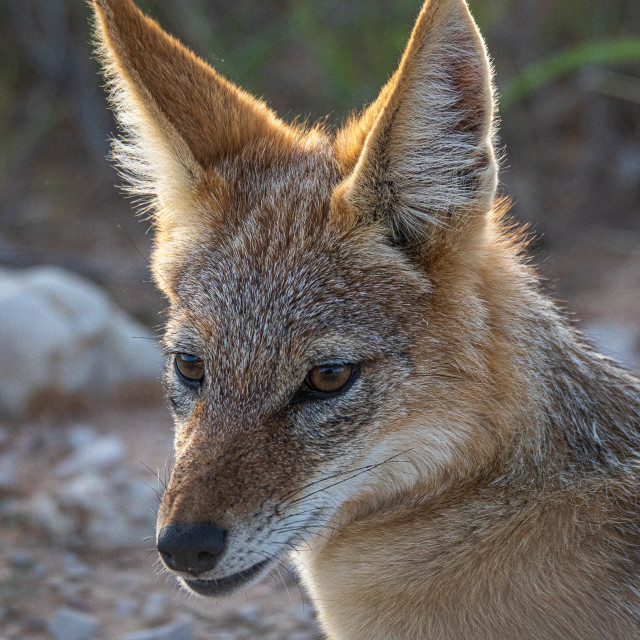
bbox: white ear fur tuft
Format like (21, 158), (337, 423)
(100, 54), (204, 229)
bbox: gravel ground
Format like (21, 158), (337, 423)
(0, 403), (322, 640)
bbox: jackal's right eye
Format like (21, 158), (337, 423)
(294, 363), (360, 403)
(174, 353), (205, 386)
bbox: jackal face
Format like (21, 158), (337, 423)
(159, 204), (433, 593)
(93, 0), (498, 595)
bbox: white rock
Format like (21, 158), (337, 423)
(119, 615), (194, 640)
(57, 473), (106, 511)
(10, 548), (33, 566)
(48, 608), (99, 640)
(0, 266), (164, 419)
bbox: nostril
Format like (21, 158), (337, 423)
(157, 522), (226, 576)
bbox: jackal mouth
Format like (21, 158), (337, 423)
(183, 559), (272, 597)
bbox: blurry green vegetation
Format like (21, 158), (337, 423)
(137, 0), (423, 117)
(1, 0), (639, 158)
(0, 4), (19, 177)
(502, 37), (640, 108)
(134, 0), (640, 117)
(0, 0), (639, 292)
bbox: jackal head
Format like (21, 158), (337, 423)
(93, 0), (501, 595)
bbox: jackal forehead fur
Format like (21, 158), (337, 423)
(162, 206), (434, 515)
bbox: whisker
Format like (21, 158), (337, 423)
(139, 460), (168, 492)
(274, 564), (294, 606)
(285, 450), (413, 508)
(276, 460), (379, 506)
(279, 561), (306, 607)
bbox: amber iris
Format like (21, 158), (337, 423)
(175, 353), (205, 384)
(306, 364), (354, 393)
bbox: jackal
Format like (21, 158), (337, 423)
(92, 0), (640, 637)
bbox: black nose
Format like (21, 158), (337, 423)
(157, 522), (226, 576)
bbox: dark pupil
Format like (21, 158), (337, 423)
(176, 354), (204, 382)
(309, 365), (352, 392)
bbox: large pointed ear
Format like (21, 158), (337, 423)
(91, 0), (302, 294)
(334, 0), (497, 257)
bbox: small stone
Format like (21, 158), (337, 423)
(29, 492), (75, 539)
(57, 580), (83, 602)
(238, 604), (260, 624)
(61, 553), (91, 579)
(48, 608), (99, 640)
(10, 549), (34, 568)
(67, 426), (97, 451)
(0, 453), (18, 492)
(292, 604), (316, 626)
(23, 615), (46, 631)
(31, 563), (48, 578)
(140, 592), (168, 624)
(57, 435), (125, 477)
(114, 598), (138, 618)
(65, 597), (93, 613)
(49, 471), (158, 550)
(0, 497), (19, 517)
(119, 615), (194, 640)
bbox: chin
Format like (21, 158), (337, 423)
(182, 558), (273, 597)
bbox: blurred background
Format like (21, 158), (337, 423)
(1, 0), (640, 330)
(0, 0), (639, 638)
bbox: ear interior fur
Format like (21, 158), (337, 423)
(334, 0), (497, 252)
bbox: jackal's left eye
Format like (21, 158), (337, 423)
(174, 353), (205, 386)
